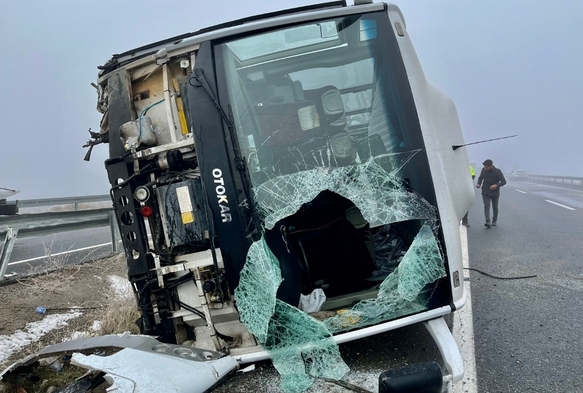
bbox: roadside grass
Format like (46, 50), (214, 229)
(24, 251), (142, 336)
(95, 270), (141, 336)
(16, 239), (114, 291)
(0, 253), (139, 373)
(16, 240), (79, 293)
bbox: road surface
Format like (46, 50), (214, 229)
(467, 179), (583, 392)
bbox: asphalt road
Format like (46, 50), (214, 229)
(5, 226), (114, 277)
(467, 179), (583, 392)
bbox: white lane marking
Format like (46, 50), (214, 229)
(544, 200), (575, 210)
(8, 243), (112, 266)
(451, 227), (478, 393)
(515, 189), (527, 194)
(531, 182), (583, 194)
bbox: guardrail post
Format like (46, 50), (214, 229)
(109, 211), (122, 253)
(0, 228), (19, 281)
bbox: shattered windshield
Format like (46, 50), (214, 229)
(219, 14), (413, 185)
(217, 12), (448, 393)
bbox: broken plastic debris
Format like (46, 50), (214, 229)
(298, 289), (326, 313)
(1, 335), (238, 393)
(237, 364), (256, 373)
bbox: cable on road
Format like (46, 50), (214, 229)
(319, 377), (373, 393)
(464, 267), (537, 280)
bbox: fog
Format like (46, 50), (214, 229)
(1, 0), (581, 199)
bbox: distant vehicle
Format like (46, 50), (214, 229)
(0, 187), (19, 200)
(0, 187), (19, 215)
(510, 170), (528, 180)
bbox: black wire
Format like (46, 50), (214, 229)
(135, 277), (163, 313)
(319, 377), (373, 393)
(452, 135), (518, 150)
(172, 294), (235, 342)
(190, 68), (260, 236)
(172, 294), (207, 320)
(464, 267), (537, 280)
(110, 162), (156, 192)
(165, 272), (195, 290)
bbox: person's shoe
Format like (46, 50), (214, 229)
(484, 222), (491, 228)
(491, 221), (497, 226)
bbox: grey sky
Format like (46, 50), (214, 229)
(1, 0), (581, 199)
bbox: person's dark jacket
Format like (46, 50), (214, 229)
(477, 166), (506, 196)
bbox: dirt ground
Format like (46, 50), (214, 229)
(0, 255), (367, 393)
(0, 254), (130, 370)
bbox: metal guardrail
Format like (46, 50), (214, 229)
(16, 194), (112, 209)
(527, 174), (583, 187)
(0, 195), (120, 281)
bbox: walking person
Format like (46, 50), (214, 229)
(461, 165), (476, 227)
(476, 159), (506, 228)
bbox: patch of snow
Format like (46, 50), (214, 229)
(107, 275), (132, 299)
(66, 331), (92, 341)
(0, 311), (82, 363)
(0, 276), (136, 366)
(91, 320), (102, 332)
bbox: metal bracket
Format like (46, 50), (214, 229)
(133, 135), (195, 160)
(153, 249), (224, 277)
(0, 227), (18, 281)
(423, 316), (464, 384)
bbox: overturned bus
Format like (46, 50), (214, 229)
(83, 1), (474, 391)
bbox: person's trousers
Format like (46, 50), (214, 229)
(482, 194), (499, 223)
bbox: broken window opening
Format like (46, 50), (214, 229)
(234, 155), (446, 392)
